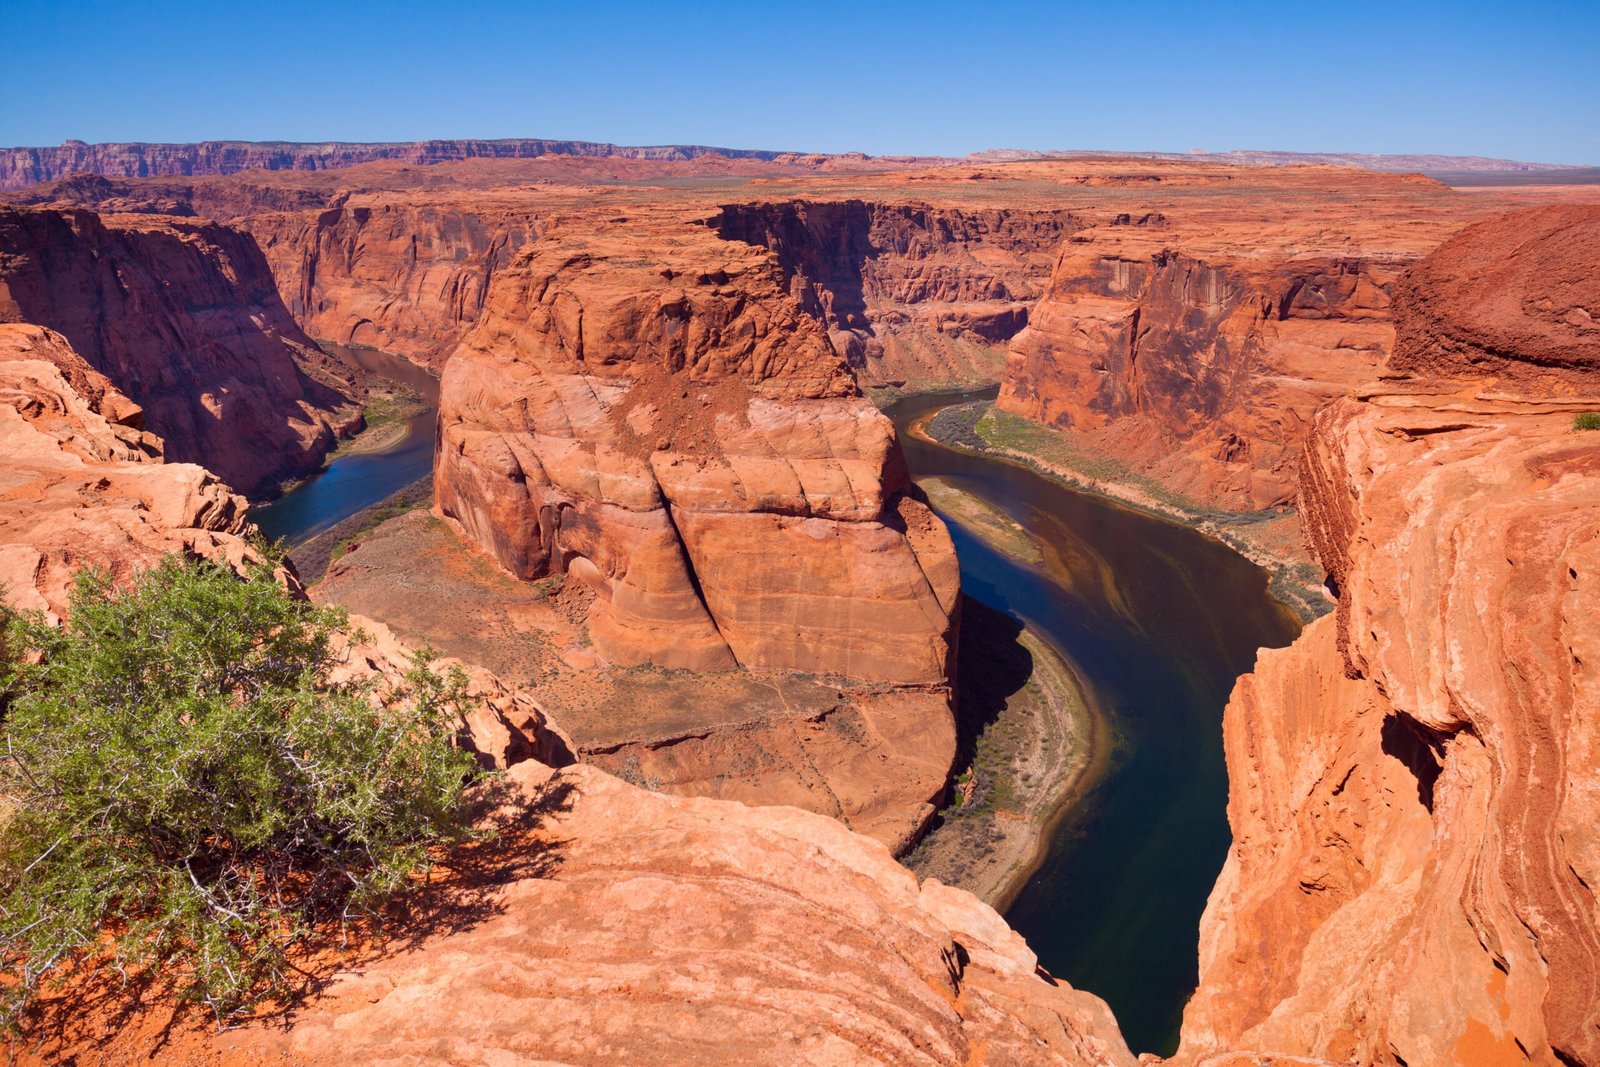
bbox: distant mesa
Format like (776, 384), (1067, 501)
(0, 137), (1592, 189)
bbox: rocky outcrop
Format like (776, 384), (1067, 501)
(1181, 206), (1600, 1065)
(1390, 202), (1600, 386)
(432, 222), (961, 849)
(327, 612), (576, 772)
(27, 760), (1138, 1067)
(435, 223), (960, 684)
(0, 323), (257, 618)
(0, 206), (357, 495)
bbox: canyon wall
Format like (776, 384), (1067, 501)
(714, 200), (1077, 385)
(997, 243), (1404, 509)
(1181, 205), (1600, 1065)
(243, 199), (542, 366)
(0, 205), (357, 495)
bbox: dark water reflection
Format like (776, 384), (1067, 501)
(885, 388), (1300, 1056)
(252, 347), (440, 545)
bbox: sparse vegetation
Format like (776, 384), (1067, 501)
(0, 555), (481, 1027)
(1574, 412), (1600, 432)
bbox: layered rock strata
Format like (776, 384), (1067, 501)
(0, 138), (799, 188)
(0, 205), (357, 495)
(1181, 205), (1600, 1065)
(435, 223), (961, 683)
(997, 242), (1406, 509)
(244, 199), (542, 365)
(431, 222), (962, 848)
(714, 200), (1078, 384)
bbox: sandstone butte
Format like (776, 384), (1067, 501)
(1, 151), (1599, 1064)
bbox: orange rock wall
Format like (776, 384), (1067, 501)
(0, 205), (357, 495)
(1182, 206), (1600, 1065)
(998, 245), (1402, 508)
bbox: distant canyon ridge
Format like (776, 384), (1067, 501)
(0, 136), (1592, 190)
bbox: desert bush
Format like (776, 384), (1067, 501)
(1573, 412), (1600, 431)
(0, 555), (480, 1026)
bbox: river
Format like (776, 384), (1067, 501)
(257, 366), (1300, 1056)
(884, 388), (1300, 1056)
(251, 346), (440, 545)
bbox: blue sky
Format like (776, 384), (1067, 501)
(3, 0), (1596, 163)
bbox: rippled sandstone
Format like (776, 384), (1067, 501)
(1181, 205), (1600, 1065)
(22, 759), (1138, 1067)
(0, 322), (260, 617)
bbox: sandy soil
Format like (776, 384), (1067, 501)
(904, 622), (1106, 910)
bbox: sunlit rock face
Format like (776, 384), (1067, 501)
(1181, 205), (1600, 1066)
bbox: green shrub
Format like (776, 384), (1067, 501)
(1573, 412), (1600, 432)
(0, 555), (480, 1026)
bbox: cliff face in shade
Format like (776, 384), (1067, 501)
(435, 222), (960, 684)
(0, 323), (258, 619)
(1181, 206), (1600, 1065)
(713, 200), (1078, 385)
(0, 206), (357, 495)
(24, 761), (1139, 1067)
(243, 199), (542, 366)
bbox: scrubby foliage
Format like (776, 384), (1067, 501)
(1573, 412), (1600, 431)
(0, 556), (480, 1027)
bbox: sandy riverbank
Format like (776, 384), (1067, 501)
(902, 478), (1113, 911)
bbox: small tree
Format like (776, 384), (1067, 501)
(0, 555), (480, 1027)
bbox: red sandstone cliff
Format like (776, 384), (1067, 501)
(713, 200), (1077, 384)
(1180, 205), (1600, 1065)
(997, 241), (1404, 509)
(0, 322), (258, 616)
(435, 221), (960, 682)
(242, 198), (542, 366)
(0, 206), (357, 495)
(432, 220), (963, 849)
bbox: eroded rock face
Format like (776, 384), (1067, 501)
(435, 224), (960, 685)
(714, 200), (1077, 385)
(245, 200), (542, 366)
(1181, 206), (1600, 1065)
(0, 205), (357, 495)
(998, 244), (1403, 509)
(0, 323), (257, 619)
